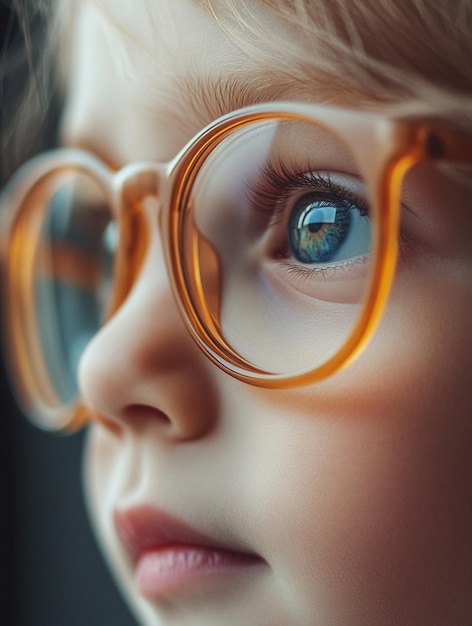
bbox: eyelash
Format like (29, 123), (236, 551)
(246, 160), (370, 228)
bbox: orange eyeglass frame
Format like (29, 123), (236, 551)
(1, 102), (472, 431)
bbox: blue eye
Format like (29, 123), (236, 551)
(288, 192), (370, 265)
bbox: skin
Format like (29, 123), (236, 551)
(60, 0), (472, 624)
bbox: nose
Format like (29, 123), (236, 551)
(78, 196), (218, 441)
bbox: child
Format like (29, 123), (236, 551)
(2, 0), (472, 624)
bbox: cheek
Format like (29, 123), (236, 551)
(244, 401), (472, 622)
(335, 245), (472, 419)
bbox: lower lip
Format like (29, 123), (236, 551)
(136, 545), (263, 598)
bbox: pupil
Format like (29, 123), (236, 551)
(308, 222), (322, 234)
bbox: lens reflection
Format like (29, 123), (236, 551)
(32, 171), (114, 404)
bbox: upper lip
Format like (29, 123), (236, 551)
(114, 505), (260, 561)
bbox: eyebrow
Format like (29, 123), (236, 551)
(169, 70), (325, 132)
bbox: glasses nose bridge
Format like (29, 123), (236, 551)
(105, 161), (170, 318)
(113, 161), (168, 214)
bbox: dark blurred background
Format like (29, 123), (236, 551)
(0, 4), (136, 624)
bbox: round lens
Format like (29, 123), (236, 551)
(29, 170), (115, 406)
(180, 117), (377, 375)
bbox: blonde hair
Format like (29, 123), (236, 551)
(199, 0), (472, 126)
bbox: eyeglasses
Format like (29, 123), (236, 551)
(1, 102), (472, 431)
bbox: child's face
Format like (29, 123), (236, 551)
(63, 1), (472, 624)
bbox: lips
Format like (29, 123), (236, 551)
(114, 506), (265, 598)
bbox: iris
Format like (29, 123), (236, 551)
(288, 193), (351, 264)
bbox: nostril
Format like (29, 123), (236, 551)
(122, 404), (173, 430)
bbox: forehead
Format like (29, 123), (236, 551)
(61, 0), (471, 162)
(59, 0), (382, 120)
(73, 0), (471, 103)
(81, 0), (269, 60)
(60, 0), (330, 160)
